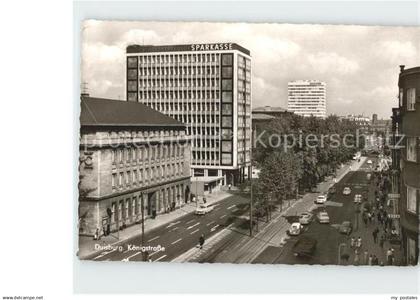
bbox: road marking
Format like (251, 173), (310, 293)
(232, 208), (239, 212)
(166, 220), (181, 228)
(220, 214), (226, 219)
(190, 229), (200, 235)
(171, 238), (182, 245)
(227, 205), (236, 210)
(206, 221), (216, 226)
(148, 251), (159, 258)
(122, 251), (142, 262)
(147, 236), (160, 242)
(154, 254), (167, 262)
(93, 249), (116, 260)
(185, 219), (196, 224)
(187, 222), (200, 230)
(211, 224), (220, 232)
(169, 226), (179, 232)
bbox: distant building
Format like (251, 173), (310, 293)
(371, 113), (392, 134)
(391, 65), (420, 265)
(287, 80), (326, 118)
(79, 96), (191, 237)
(125, 43), (252, 187)
(252, 106), (291, 140)
(339, 114), (371, 132)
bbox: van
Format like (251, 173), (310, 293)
(195, 202), (214, 215)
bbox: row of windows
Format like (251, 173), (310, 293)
(399, 87), (417, 111)
(149, 102), (220, 112)
(192, 151), (220, 161)
(128, 54), (222, 66)
(129, 66), (221, 77)
(111, 162), (185, 191)
(111, 144), (185, 165)
(134, 90), (221, 101)
(133, 78), (221, 89)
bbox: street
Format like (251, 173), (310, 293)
(253, 156), (387, 265)
(88, 193), (250, 262)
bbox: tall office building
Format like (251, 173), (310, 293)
(125, 43), (252, 188)
(287, 80), (327, 118)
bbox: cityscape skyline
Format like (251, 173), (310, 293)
(82, 21), (419, 119)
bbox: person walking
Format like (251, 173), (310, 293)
(350, 237), (355, 249)
(368, 254), (373, 266)
(354, 249), (360, 266)
(363, 250), (369, 265)
(199, 234), (205, 249)
(379, 235), (385, 249)
(356, 237), (362, 249)
(372, 255), (379, 266)
(372, 227), (379, 244)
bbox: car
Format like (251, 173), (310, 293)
(315, 194), (327, 204)
(343, 187), (352, 195)
(293, 236), (317, 257)
(317, 211), (330, 223)
(366, 173), (372, 181)
(354, 194), (362, 203)
(288, 222), (302, 236)
(195, 202), (214, 215)
(339, 221), (353, 235)
(299, 212), (314, 225)
(367, 159), (373, 164)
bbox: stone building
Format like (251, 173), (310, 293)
(79, 96), (191, 236)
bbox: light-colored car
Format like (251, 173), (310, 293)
(317, 211), (330, 224)
(343, 187), (352, 195)
(288, 222), (302, 236)
(367, 159), (373, 164)
(195, 202), (214, 215)
(315, 195), (327, 204)
(299, 212), (314, 225)
(339, 221), (353, 235)
(366, 173), (372, 180)
(354, 194), (362, 203)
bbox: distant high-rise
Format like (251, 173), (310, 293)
(287, 80), (327, 118)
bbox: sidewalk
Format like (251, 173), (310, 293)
(173, 158), (366, 263)
(77, 189), (232, 259)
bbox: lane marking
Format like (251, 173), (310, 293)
(166, 220), (181, 228)
(147, 236), (160, 242)
(154, 254), (167, 262)
(206, 221), (216, 226)
(220, 214), (226, 219)
(232, 208), (239, 212)
(169, 226), (179, 232)
(148, 251), (160, 258)
(227, 205), (236, 210)
(210, 224), (220, 232)
(171, 238), (182, 245)
(187, 222), (200, 230)
(190, 229), (199, 235)
(122, 251), (142, 262)
(93, 249), (117, 260)
(186, 219), (196, 224)
(93, 253), (106, 260)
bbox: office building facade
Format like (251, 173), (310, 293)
(125, 43), (252, 186)
(287, 80), (327, 118)
(79, 97), (191, 237)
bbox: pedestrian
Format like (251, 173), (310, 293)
(354, 249), (360, 265)
(372, 255), (379, 265)
(363, 250), (369, 265)
(93, 227), (100, 240)
(372, 227), (379, 243)
(367, 212), (372, 224)
(379, 235), (385, 249)
(363, 214), (368, 226)
(386, 248), (393, 265)
(350, 237), (355, 249)
(228, 183), (232, 191)
(356, 237), (362, 249)
(199, 234), (205, 249)
(368, 254), (373, 266)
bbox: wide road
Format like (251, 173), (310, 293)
(254, 156), (379, 265)
(88, 193), (250, 262)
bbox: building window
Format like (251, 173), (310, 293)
(112, 173), (117, 189)
(407, 185), (418, 213)
(399, 88), (404, 107)
(407, 137), (417, 162)
(407, 88), (416, 111)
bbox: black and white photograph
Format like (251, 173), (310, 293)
(77, 20), (419, 266)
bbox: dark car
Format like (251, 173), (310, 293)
(293, 236), (317, 257)
(339, 221), (353, 235)
(328, 186), (336, 198)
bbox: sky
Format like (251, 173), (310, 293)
(81, 21), (419, 119)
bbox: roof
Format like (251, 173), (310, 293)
(126, 43), (251, 56)
(80, 97), (184, 128)
(253, 106), (288, 113)
(252, 113), (276, 120)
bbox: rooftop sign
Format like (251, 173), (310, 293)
(126, 43), (250, 56)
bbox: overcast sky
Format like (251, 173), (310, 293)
(82, 21), (419, 119)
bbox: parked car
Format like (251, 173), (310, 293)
(288, 222), (302, 236)
(299, 212), (314, 225)
(293, 236), (317, 257)
(354, 194), (362, 203)
(315, 194), (327, 204)
(317, 211), (330, 224)
(339, 221), (353, 235)
(367, 159), (373, 165)
(342, 187), (352, 195)
(195, 202), (214, 215)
